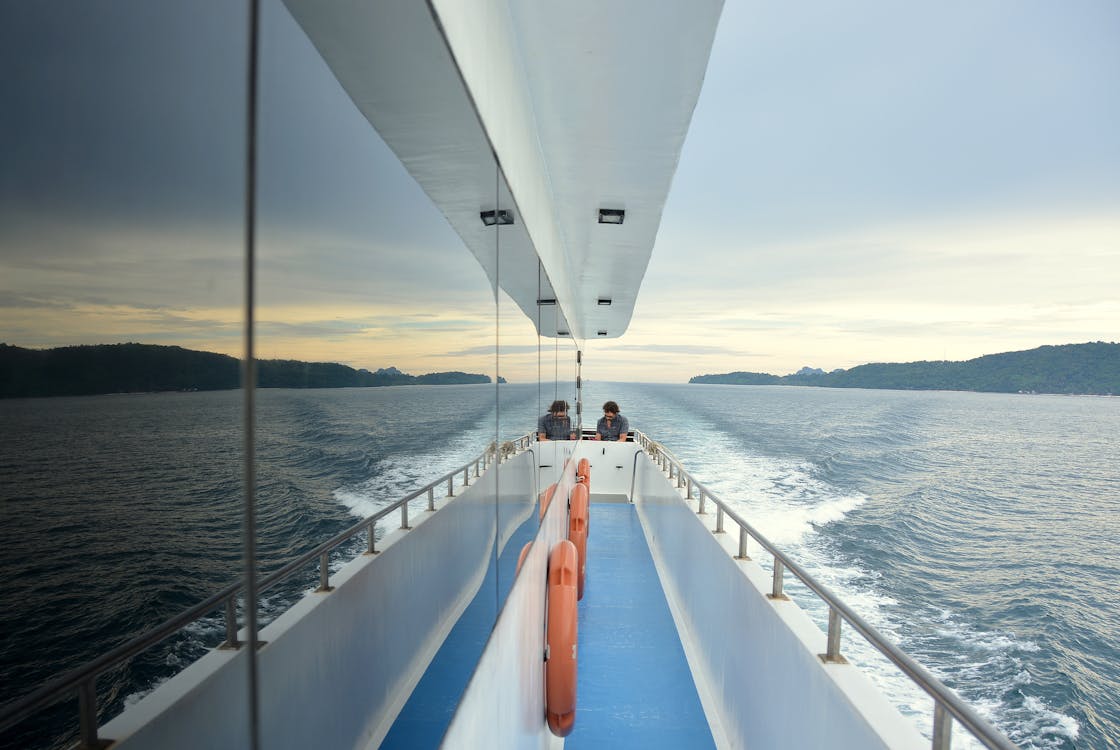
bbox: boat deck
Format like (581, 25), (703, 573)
(567, 500), (714, 749)
(380, 511), (538, 748)
(383, 496), (714, 748)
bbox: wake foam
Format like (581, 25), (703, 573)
(333, 418), (496, 520)
(660, 413), (1077, 748)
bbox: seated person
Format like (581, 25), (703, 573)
(594, 401), (630, 441)
(538, 400), (576, 441)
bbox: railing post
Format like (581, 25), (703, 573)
(78, 678), (100, 750)
(447, 476), (454, 497)
(715, 505), (725, 533)
(736, 526), (750, 559)
(401, 500), (411, 530)
(677, 470), (684, 488)
(223, 597), (240, 648)
(698, 489), (707, 515)
(824, 606), (844, 662)
(427, 486), (435, 511)
(317, 552), (332, 592)
(463, 467), (470, 487)
(931, 702), (953, 750)
(474, 459), (480, 477)
(367, 520), (377, 554)
(771, 559), (785, 599)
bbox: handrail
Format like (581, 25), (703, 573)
(0, 434), (532, 747)
(632, 429), (1019, 750)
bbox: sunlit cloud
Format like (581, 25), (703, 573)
(596, 343), (742, 356)
(615, 214), (1120, 379)
(3, 1), (1117, 386)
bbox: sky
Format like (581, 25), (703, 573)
(598, 0), (1120, 381)
(2, 0), (1118, 383)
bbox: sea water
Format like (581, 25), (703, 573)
(588, 382), (1119, 750)
(1, 384), (1117, 749)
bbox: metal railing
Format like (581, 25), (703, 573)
(632, 430), (1019, 750)
(0, 434), (532, 749)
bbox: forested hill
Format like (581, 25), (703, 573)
(0, 343), (498, 398)
(689, 342), (1120, 396)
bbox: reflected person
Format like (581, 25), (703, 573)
(594, 401), (630, 441)
(538, 400), (576, 441)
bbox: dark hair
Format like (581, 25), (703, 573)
(549, 400), (569, 414)
(603, 401), (619, 414)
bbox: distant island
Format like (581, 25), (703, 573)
(689, 342), (1119, 396)
(0, 343), (504, 398)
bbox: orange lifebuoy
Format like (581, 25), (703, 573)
(546, 540), (579, 737)
(516, 542), (532, 576)
(539, 483), (557, 521)
(568, 483), (589, 600)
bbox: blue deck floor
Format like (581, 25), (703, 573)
(382, 500), (713, 748)
(566, 501), (715, 749)
(380, 510), (538, 749)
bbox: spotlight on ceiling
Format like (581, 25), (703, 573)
(557, 330), (570, 337)
(597, 330), (608, 336)
(480, 209), (514, 226)
(597, 298), (612, 306)
(536, 298), (557, 306)
(598, 208), (625, 225)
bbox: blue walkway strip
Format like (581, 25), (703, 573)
(380, 510), (538, 749)
(566, 502), (715, 749)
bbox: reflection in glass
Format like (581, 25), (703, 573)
(0, 3), (246, 748)
(253, 0), (504, 743)
(1, 0), (557, 746)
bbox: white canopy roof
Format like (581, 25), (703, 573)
(283, 0), (723, 341)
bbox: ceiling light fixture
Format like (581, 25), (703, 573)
(536, 298), (557, 306)
(597, 298), (612, 306)
(480, 209), (514, 226)
(598, 208), (625, 225)
(597, 330), (608, 336)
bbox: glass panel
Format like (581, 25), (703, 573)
(570, 339), (583, 437)
(496, 265), (544, 593)
(497, 290), (540, 442)
(252, 0), (500, 744)
(0, 2), (246, 748)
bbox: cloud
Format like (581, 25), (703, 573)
(3, 0), (1118, 384)
(0, 293), (71, 310)
(450, 344), (540, 356)
(595, 343), (745, 356)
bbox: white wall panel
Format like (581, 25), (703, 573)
(102, 452), (536, 750)
(632, 454), (927, 750)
